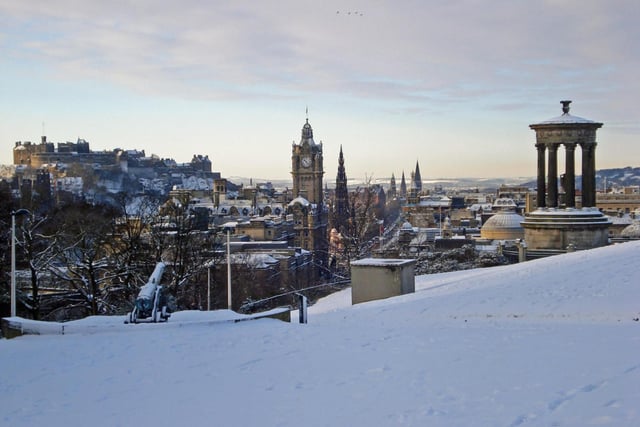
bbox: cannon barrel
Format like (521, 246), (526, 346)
(135, 262), (166, 316)
(137, 262), (166, 300)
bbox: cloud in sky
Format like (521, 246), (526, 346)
(1, 0), (638, 181)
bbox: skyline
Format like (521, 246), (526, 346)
(1, 1), (638, 182)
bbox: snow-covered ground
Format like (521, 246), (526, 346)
(2, 241), (639, 426)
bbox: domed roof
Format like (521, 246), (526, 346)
(288, 196), (311, 207)
(481, 211), (524, 240)
(620, 221), (640, 238)
(483, 211), (524, 229)
(401, 221), (413, 231)
(530, 100), (602, 127)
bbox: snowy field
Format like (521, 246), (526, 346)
(1, 241), (639, 426)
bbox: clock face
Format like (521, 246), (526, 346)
(301, 156), (312, 168)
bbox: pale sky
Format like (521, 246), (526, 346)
(1, 1), (638, 183)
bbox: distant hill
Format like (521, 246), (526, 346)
(518, 166), (640, 191)
(597, 166), (640, 188)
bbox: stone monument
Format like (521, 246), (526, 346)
(522, 101), (610, 250)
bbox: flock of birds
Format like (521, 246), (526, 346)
(337, 10), (364, 16)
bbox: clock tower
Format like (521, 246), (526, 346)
(289, 116), (329, 279)
(291, 118), (324, 205)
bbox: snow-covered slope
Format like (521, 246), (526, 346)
(2, 241), (639, 426)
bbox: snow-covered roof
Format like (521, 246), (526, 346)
(288, 196), (311, 207)
(531, 101), (602, 126)
(607, 215), (632, 225)
(417, 196), (451, 208)
(621, 221), (640, 238)
(351, 258), (416, 267)
(493, 198), (517, 208)
(469, 203), (493, 211)
(535, 112), (598, 125)
(237, 253), (280, 268)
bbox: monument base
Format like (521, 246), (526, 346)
(522, 208), (611, 250)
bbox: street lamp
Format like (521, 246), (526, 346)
(227, 229), (232, 310)
(11, 209), (30, 317)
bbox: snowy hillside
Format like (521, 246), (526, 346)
(2, 241), (639, 426)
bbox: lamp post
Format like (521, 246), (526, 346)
(207, 264), (211, 311)
(227, 229), (232, 310)
(10, 209), (30, 317)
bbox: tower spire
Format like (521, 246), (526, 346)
(414, 160), (422, 193)
(334, 145), (350, 233)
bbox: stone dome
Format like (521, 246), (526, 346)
(620, 221), (640, 238)
(481, 210), (524, 240)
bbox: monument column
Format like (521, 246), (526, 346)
(582, 143), (597, 207)
(547, 144), (559, 208)
(564, 143), (576, 208)
(536, 143), (546, 208)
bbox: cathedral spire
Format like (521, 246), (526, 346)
(414, 160), (422, 193)
(389, 173), (397, 199)
(400, 171), (407, 197)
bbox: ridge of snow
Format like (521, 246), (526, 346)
(1, 241), (639, 426)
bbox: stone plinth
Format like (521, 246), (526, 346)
(351, 258), (416, 305)
(522, 208), (611, 250)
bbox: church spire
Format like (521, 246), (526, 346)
(414, 160), (422, 193)
(334, 145), (350, 233)
(400, 171), (407, 197)
(389, 173), (397, 199)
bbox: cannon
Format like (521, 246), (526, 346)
(127, 262), (170, 324)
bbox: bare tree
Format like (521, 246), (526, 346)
(15, 213), (58, 319)
(0, 181), (18, 316)
(342, 177), (381, 262)
(151, 194), (211, 309)
(48, 203), (121, 317)
(106, 194), (162, 305)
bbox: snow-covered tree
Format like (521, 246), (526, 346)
(48, 203), (120, 316)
